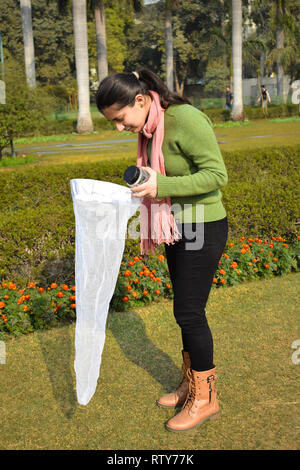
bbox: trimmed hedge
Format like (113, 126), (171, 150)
(0, 145), (299, 287)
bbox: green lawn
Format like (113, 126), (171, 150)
(1, 272), (299, 450)
(4, 118), (299, 171)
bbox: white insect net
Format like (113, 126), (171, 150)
(70, 179), (140, 405)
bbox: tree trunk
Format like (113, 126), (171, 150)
(276, 2), (284, 103)
(94, 0), (108, 82)
(231, 0), (244, 121)
(165, 6), (174, 92)
(20, 0), (36, 88)
(260, 50), (265, 82)
(72, 0), (94, 133)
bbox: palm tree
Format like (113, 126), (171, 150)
(93, 0), (108, 82)
(72, 0), (94, 133)
(20, 0), (36, 87)
(231, 0), (243, 121)
(165, 0), (174, 91)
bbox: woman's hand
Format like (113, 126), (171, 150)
(130, 166), (158, 199)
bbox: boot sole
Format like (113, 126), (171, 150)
(156, 400), (184, 409)
(165, 410), (221, 432)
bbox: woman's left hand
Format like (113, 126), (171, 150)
(130, 167), (158, 199)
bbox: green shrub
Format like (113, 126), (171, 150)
(0, 145), (299, 288)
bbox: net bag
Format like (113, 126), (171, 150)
(70, 179), (140, 405)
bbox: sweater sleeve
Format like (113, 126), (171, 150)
(156, 107), (228, 199)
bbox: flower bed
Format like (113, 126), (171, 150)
(0, 235), (299, 339)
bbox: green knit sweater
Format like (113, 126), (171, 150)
(147, 104), (228, 224)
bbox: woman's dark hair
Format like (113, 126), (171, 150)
(96, 67), (191, 111)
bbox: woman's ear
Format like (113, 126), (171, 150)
(135, 94), (146, 107)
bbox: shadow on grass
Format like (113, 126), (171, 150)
(107, 310), (181, 393)
(37, 325), (77, 419)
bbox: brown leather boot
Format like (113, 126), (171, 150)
(165, 367), (220, 432)
(156, 350), (191, 408)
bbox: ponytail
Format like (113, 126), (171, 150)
(96, 67), (191, 111)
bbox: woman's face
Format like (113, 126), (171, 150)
(101, 94), (151, 133)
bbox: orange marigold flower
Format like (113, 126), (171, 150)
(240, 248), (247, 254)
(264, 264), (270, 269)
(24, 294), (30, 300)
(134, 278), (139, 284)
(158, 255), (165, 261)
(2, 283), (8, 288)
(219, 268), (226, 275)
(23, 305), (28, 311)
(131, 292), (138, 298)
(253, 267), (258, 272)
(142, 265), (147, 270)
(273, 257), (278, 262)
(0, 301), (5, 309)
(57, 292), (64, 298)
(166, 283), (171, 289)
(17, 298), (23, 305)
(38, 287), (44, 293)
(133, 256), (140, 262)
(51, 283), (57, 289)
(283, 243), (289, 248)
(143, 290), (149, 295)
(220, 278), (226, 284)
(54, 305), (61, 312)
(156, 277), (161, 283)
(62, 284), (69, 290)
(18, 289), (24, 294)
(236, 270), (241, 275)
(223, 253), (229, 259)
(126, 285), (132, 291)
(122, 296), (129, 302)
(252, 258), (257, 263)
(4, 295), (9, 299)
(71, 303), (76, 309)
(218, 260), (222, 265)
(3, 317), (8, 322)
(69, 295), (76, 301)
(151, 270), (156, 274)
(213, 278), (218, 283)
(297, 235), (300, 241)
(124, 270), (131, 277)
(155, 289), (161, 295)
(277, 236), (283, 242)
(128, 261), (134, 266)
(71, 285), (76, 291)
(230, 263), (237, 269)
(228, 242), (234, 247)
(28, 282), (35, 288)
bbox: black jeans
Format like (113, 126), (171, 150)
(164, 216), (228, 372)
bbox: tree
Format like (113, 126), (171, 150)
(231, 0), (243, 120)
(93, 0), (108, 81)
(72, 0), (94, 133)
(165, 1), (174, 91)
(20, 0), (36, 87)
(0, 59), (57, 158)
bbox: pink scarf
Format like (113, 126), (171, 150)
(137, 90), (181, 254)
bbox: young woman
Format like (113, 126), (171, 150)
(96, 68), (228, 432)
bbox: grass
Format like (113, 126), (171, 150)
(1, 272), (299, 450)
